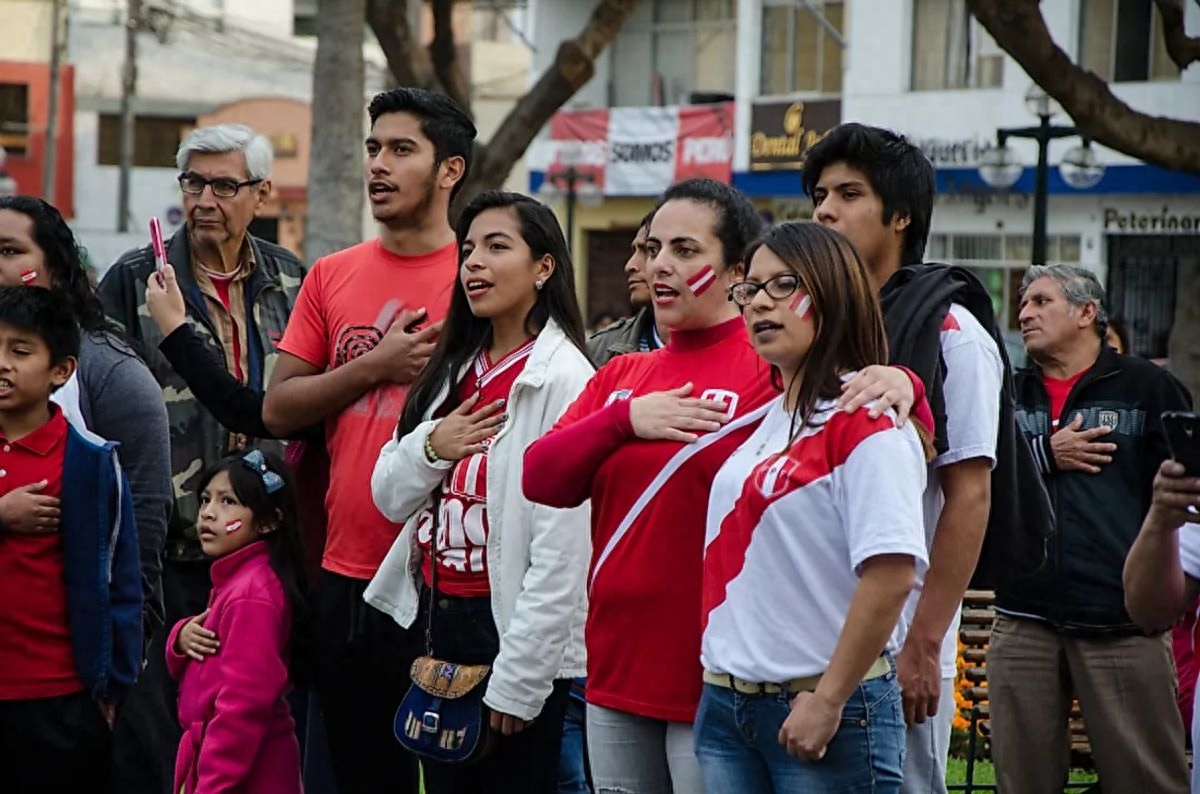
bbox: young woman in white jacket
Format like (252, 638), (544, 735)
(364, 190), (594, 794)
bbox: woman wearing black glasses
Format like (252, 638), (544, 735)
(697, 222), (933, 793)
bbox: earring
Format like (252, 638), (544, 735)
(535, 280), (544, 291)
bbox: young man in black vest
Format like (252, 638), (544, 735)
(805, 123), (1037, 794)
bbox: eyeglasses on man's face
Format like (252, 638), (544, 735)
(728, 273), (803, 308)
(178, 172), (263, 199)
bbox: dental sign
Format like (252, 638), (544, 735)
(545, 103), (734, 196)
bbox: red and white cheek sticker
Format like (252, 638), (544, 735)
(224, 519), (243, 535)
(19, 269), (37, 285)
(790, 291), (813, 320)
(686, 265), (717, 296)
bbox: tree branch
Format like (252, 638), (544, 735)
(429, 0), (472, 112)
(366, 0), (430, 89)
(458, 0), (643, 209)
(967, 0), (1200, 174)
(1153, 0), (1200, 70)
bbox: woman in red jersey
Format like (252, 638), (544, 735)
(524, 180), (920, 794)
(698, 222), (931, 793)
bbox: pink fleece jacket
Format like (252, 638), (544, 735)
(167, 541), (302, 794)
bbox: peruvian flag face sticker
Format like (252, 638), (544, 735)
(224, 519), (244, 535)
(790, 291), (813, 320)
(687, 265), (717, 297)
(19, 269), (37, 285)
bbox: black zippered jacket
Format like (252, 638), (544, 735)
(998, 345), (1192, 633)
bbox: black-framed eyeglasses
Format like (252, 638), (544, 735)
(177, 172), (263, 199)
(728, 273), (802, 307)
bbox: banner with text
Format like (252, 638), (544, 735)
(545, 102), (734, 196)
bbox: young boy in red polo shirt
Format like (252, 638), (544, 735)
(0, 287), (143, 792)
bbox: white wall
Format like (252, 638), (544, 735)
(930, 192), (1200, 283)
(528, 0), (610, 110)
(3, 1), (54, 62)
(841, 0), (1200, 167)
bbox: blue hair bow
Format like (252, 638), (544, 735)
(242, 449), (284, 494)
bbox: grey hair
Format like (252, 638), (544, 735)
(1021, 264), (1108, 338)
(176, 124), (274, 181)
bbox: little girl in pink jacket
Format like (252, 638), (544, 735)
(167, 450), (308, 794)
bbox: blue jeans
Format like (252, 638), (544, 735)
(694, 667), (905, 793)
(558, 692), (590, 794)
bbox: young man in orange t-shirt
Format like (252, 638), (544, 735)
(263, 88), (476, 794)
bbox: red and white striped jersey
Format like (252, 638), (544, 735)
(415, 339), (535, 597)
(703, 393), (929, 682)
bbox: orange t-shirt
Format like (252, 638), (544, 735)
(279, 239), (457, 579)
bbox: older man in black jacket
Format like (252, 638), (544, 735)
(992, 263), (1191, 793)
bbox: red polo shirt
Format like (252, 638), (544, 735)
(0, 407), (82, 700)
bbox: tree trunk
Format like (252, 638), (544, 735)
(305, 0), (366, 263)
(1170, 257), (1200, 401)
(967, 0), (1200, 174)
(452, 0), (644, 217)
(367, 0), (432, 89)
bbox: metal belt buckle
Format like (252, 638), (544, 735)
(421, 710), (441, 734)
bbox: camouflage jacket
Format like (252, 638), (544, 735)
(98, 231), (306, 562)
(585, 307), (657, 368)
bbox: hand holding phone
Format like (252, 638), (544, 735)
(149, 217), (167, 276)
(1163, 411), (1200, 477)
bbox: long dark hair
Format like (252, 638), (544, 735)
(0, 196), (118, 337)
(744, 222), (891, 440)
(399, 190), (587, 437)
(196, 451), (313, 686)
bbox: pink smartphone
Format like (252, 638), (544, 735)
(149, 217), (167, 273)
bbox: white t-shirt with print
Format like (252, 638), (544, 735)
(702, 394), (929, 682)
(897, 302), (1004, 678)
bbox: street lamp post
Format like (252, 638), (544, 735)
(538, 165), (600, 254)
(979, 88), (1105, 265)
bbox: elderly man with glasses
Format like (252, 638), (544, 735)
(98, 123), (307, 794)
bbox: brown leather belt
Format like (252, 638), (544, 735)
(703, 655), (891, 696)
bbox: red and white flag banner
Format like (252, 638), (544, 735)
(545, 102), (734, 196)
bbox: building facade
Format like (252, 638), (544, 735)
(528, 0), (1200, 358)
(2, 0), (532, 270)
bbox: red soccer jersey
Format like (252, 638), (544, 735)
(279, 240), (457, 579)
(1044, 369), (1088, 428)
(0, 408), (83, 699)
(416, 339), (534, 597)
(530, 317), (777, 722)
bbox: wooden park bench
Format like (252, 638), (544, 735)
(948, 590), (1098, 794)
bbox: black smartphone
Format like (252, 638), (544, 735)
(1163, 411), (1200, 476)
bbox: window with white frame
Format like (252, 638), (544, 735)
(760, 0), (844, 96)
(910, 0), (1004, 91)
(610, 0), (737, 107)
(1079, 0), (1178, 83)
(926, 232), (1082, 331)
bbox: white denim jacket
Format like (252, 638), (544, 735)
(364, 319), (594, 721)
